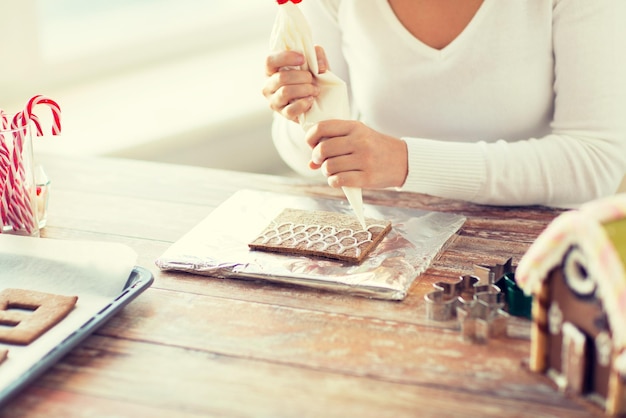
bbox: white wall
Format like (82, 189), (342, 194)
(1, 1), (292, 176)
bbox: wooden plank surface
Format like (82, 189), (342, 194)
(0, 155), (604, 417)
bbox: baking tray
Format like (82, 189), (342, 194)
(0, 265), (154, 408)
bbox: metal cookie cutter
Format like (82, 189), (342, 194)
(472, 257), (516, 284)
(424, 273), (509, 343)
(456, 289), (509, 343)
(474, 258), (532, 319)
(424, 275), (480, 322)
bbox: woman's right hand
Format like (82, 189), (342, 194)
(262, 46), (327, 123)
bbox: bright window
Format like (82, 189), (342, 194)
(2, 0), (273, 102)
(0, 1), (283, 174)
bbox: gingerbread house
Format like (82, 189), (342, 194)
(516, 193), (626, 416)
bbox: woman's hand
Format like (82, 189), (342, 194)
(306, 120), (409, 189)
(262, 46), (328, 123)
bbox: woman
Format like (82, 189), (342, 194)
(262, 0), (626, 207)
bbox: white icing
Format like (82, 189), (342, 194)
(563, 246), (596, 297)
(259, 221), (387, 256)
(548, 302), (563, 335)
(595, 331), (612, 367)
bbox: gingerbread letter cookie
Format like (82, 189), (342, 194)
(0, 289), (78, 345)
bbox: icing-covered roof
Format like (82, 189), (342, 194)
(516, 194), (626, 363)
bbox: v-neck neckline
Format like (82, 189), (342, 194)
(380, 0), (491, 58)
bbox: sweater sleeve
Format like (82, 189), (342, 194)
(401, 0), (626, 207)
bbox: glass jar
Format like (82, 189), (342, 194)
(0, 115), (40, 237)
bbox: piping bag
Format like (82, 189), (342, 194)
(270, 0), (367, 229)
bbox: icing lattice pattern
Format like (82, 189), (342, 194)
(249, 208), (392, 263)
(259, 222), (386, 257)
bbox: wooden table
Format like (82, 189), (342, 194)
(0, 155), (603, 418)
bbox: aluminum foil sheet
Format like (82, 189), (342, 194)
(156, 189), (466, 300)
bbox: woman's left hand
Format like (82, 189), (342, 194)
(305, 120), (408, 189)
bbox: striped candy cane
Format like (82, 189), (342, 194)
(0, 96), (61, 235)
(22, 95), (62, 136)
(0, 130), (11, 229)
(0, 109), (16, 232)
(4, 113), (37, 233)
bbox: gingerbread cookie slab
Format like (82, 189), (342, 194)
(0, 288), (78, 345)
(249, 208), (392, 264)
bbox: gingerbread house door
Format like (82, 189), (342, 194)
(561, 322), (588, 394)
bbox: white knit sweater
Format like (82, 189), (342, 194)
(271, 0), (626, 207)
